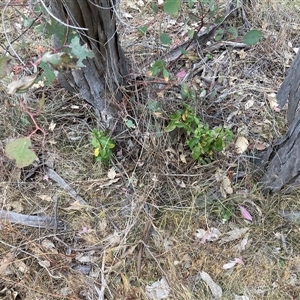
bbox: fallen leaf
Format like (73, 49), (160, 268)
(235, 136), (249, 154)
(251, 141), (269, 151)
(223, 257), (244, 270)
(63, 201), (89, 211)
(244, 99), (254, 110)
(234, 295), (250, 300)
(267, 93), (279, 110)
(145, 277), (170, 300)
(220, 176), (233, 197)
(239, 206), (252, 221)
(107, 167), (116, 179)
(179, 153), (187, 163)
(273, 106), (281, 112)
(176, 70), (187, 78)
(78, 226), (90, 235)
(200, 271), (222, 299)
(0, 252), (15, 275)
(196, 227), (221, 244)
(49, 121), (56, 131)
(38, 195), (53, 202)
(7, 74), (38, 94)
(219, 227), (249, 244)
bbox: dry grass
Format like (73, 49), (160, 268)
(1, 0), (300, 299)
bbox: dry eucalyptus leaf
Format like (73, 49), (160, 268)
(107, 167), (116, 179)
(235, 136), (249, 154)
(145, 277), (170, 300)
(200, 271), (222, 299)
(267, 93), (279, 109)
(244, 99), (254, 110)
(219, 227), (249, 244)
(0, 252), (15, 275)
(63, 200), (90, 211)
(7, 74), (38, 94)
(221, 176), (233, 195)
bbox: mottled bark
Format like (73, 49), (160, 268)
(259, 50), (300, 193)
(49, 0), (128, 127)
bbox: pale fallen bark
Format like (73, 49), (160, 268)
(0, 210), (65, 230)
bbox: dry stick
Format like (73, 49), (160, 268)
(0, 210), (65, 230)
(161, 7), (239, 65)
(137, 204), (155, 277)
(45, 167), (87, 205)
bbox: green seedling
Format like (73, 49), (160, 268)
(91, 129), (115, 165)
(165, 105), (233, 163)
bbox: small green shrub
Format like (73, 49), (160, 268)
(91, 129), (115, 165)
(165, 105), (232, 163)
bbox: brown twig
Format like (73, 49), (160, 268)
(19, 96), (46, 144)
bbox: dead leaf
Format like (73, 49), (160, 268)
(95, 177), (120, 189)
(235, 136), (249, 154)
(234, 295), (249, 300)
(200, 271), (222, 299)
(7, 74), (38, 94)
(38, 260), (51, 268)
(9, 200), (24, 213)
(223, 257), (244, 270)
(179, 153), (187, 163)
(49, 121), (56, 131)
(145, 277), (170, 300)
(0, 252), (15, 275)
(238, 49), (246, 59)
(107, 167), (116, 179)
(233, 233), (250, 251)
(121, 273), (130, 293)
(63, 201), (91, 211)
(267, 93), (279, 110)
(196, 227), (221, 244)
(38, 195), (53, 202)
(220, 176), (233, 196)
(249, 141), (269, 151)
(244, 99), (254, 110)
(219, 227), (249, 244)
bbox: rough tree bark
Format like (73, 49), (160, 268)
(49, 0), (128, 127)
(259, 50), (300, 193)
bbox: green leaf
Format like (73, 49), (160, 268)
(164, 122), (177, 132)
(214, 137), (224, 151)
(163, 68), (170, 82)
(38, 61), (56, 86)
(243, 30), (262, 46)
(45, 16), (67, 45)
(188, 29), (195, 39)
(180, 47), (188, 55)
(125, 119), (136, 128)
(163, 0), (181, 16)
(160, 33), (171, 45)
(151, 2), (158, 13)
(227, 27), (238, 38)
(149, 59), (166, 76)
(69, 36), (95, 67)
(138, 25), (148, 35)
(5, 137), (37, 168)
(42, 52), (63, 66)
(215, 29), (224, 41)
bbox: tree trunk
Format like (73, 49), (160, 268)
(49, 0), (128, 128)
(258, 50), (300, 193)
